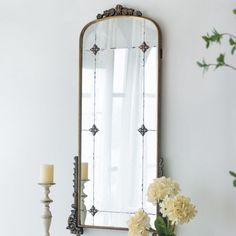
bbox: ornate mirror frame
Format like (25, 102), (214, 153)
(67, 5), (163, 235)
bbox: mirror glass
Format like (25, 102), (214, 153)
(79, 16), (161, 229)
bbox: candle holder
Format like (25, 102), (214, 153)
(39, 183), (55, 236)
(80, 179), (89, 225)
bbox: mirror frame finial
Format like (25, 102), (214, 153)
(96, 4), (142, 19)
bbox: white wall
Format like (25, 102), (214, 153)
(0, 0), (235, 235)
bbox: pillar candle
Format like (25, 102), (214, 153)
(81, 162), (88, 180)
(40, 164), (54, 183)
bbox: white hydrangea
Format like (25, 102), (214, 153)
(147, 177), (180, 204)
(160, 195), (197, 225)
(128, 209), (150, 236)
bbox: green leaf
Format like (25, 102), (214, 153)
(155, 216), (173, 236)
(155, 216), (168, 235)
(233, 9), (236, 15)
(214, 54), (225, 70)
(229, 171), (236, 178)
(197, 60), (210, 73)
(197, 59), (208, 68)
(229, 38), (236, 55)
(216, 54), (225, 65)
(231, 46), (236, 55)
(202, 30), (222, 48)
(202, 35), (210, 48)
(166, 225), (173, 236)
(197, 61), (204, 67)
(233, 179), (236, 187)
(210, 29), (222, 44)
(229, 38), (236, 46)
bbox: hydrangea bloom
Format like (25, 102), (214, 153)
(160, 195), (197, 225)
(128, 209), (150, 236)
(147, 177), (180, 204)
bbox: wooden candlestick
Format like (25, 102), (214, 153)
(39, 183), (55, 236)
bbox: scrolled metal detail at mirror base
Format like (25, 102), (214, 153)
(97, 4), (142, 19)
(67, 156), (84, 235)
(158, 157), (164, 177)
(67, 209), (83, 235)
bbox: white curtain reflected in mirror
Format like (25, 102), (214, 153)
(80, 17), (160, 229)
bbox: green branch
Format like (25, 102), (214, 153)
(197, 54), (236, 73)
(197, 9), (236, 74)
(221, 33), (236, 40)
(202, 29), (236, 54)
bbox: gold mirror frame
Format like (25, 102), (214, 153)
(67, 5), (163, 234)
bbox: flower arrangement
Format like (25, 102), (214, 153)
(128, 177), (197, 236)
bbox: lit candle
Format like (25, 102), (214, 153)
(81, 162), (88, 180)
(39, 164), (54, 184)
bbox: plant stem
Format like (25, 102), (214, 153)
(147, 227), (156, 232)
(225, 63), (236, 70)
(205, 63), (236, 71)
(221, 33), (236, 39)
(172, 223), (176, 233)
(166, 218), (171, 234)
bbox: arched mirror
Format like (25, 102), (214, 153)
(68, 5), (162, 234)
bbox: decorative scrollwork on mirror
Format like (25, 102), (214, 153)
(96, 4), (142, 19)
(68, 5), (163, 234)
(67, 156), (84, 235)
